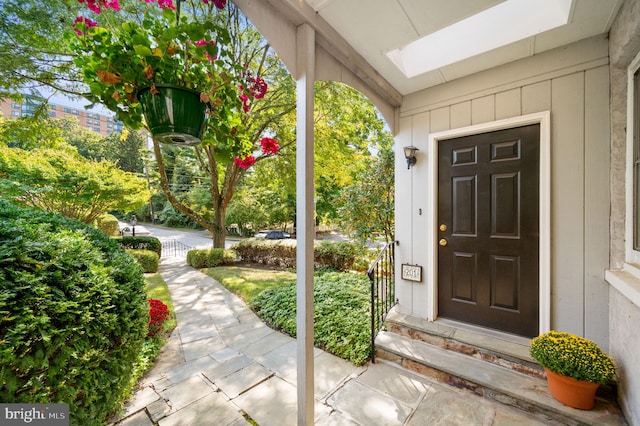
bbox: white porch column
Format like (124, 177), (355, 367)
(296, 23), (315, 425)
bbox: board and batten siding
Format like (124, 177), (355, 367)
(395, 34), (611, 348)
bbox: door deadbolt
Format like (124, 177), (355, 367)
(439, 238), (448, 247)
(439, 224), (447, 232)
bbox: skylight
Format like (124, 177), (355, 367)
(387, 0), (573, 78)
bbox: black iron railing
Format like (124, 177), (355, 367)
(367, 240), (397, 362)
(161, 239), (194, 258)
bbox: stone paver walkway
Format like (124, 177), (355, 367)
(112, 257), (546, 425)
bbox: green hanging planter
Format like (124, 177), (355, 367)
(137, 85), (208, 146)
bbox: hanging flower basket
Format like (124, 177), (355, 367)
(137, 85), (208, 146)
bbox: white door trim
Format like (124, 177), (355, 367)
(427, 111), (551, 335)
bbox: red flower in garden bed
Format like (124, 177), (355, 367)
(148, 299), (170, 336)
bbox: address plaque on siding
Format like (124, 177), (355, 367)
(401, 264), (422, 282)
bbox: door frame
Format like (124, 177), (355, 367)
(426, 111), (551, 335)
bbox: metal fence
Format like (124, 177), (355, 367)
(367, 240), (397, 362)
(161, 239), (194, 258)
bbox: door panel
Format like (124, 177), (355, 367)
(451, 252), (476, 302)
(452, 176), (476, 236)
(438, 124), (539, 337)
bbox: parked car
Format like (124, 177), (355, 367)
(118, 222), (151, 236)
(255, 230), (291, 239)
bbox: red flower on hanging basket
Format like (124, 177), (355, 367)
(234, 155), (256, 169)
(203, 0), (226, 8)
(260, 137), (280, 155)
(249, 77), (268, 99)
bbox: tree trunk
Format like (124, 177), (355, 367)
(212, 205), (226, 248)
(153, 139), (215, 235)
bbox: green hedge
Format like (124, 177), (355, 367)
(231, 239), (363, 271)
(186, 248), (238, 268)
(0, 201), (148, 425)
(95, 213), (119, 236)
(127, 249), (159, 273)
(114, 235), (162, 258)
(314, 240), (362, 271)
(232, 239), (297, 267)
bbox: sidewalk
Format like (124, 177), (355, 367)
(112, 257), (546, 425)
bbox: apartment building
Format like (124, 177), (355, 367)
(0, 96), (124, 137)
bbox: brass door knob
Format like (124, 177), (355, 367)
(439, 238), (448, 247)
(439, 224), (447, 232)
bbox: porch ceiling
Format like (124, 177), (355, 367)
(286, 0), (623, 96)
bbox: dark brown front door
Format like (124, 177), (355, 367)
(437, 124), (539, 337)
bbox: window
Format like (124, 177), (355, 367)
(48, 111), (56, 117)
(49, 105), (56, 110)
(64, 107), (72, 113)
(11, 103), (20, 109)
(94, 114), (101, 120)
(21, 104), (38, 116)
(86, 112), (92, 118)
(11, 111), (19, 117)
(93, 127), (101, 133)
(628, 50), (640, 263)
(72, 109), (79, 115)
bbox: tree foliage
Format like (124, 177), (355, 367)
(0, 0), (80, 99)
(0, 141), (149, 223)
(70, 128), (147, 174)
(337, 134), (395, 243)
(0, 0), (395, 244)
(0, 114), (79, 150)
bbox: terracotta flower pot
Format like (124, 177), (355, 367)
(544, 368), (599, 410)
(137, 85), (208, 146)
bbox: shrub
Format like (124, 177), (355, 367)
(187, 248), (238, 268)
(0, 201), (148, 425)
(115, 235), (162, 258)
(352, 247), (380, 272)
(314, 240), (360, 271)
(187, 249), (209, 268)
(224, 249), (239, 264)
(207, 248), (225, 266)
(95, 213), (119, 236)
(127, 249), (159, 273)
(232, 238), (297, 267)
(232, 239), (363, 271)
(250, 271), (371, 365)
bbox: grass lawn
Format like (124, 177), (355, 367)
(145, 273), (174, 310)
(204, 266), (296, 302)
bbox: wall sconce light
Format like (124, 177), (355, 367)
(403, 145), (419, 169)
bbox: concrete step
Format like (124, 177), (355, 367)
(376, 314), (626, 425)
(383, 310), (544, 379)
